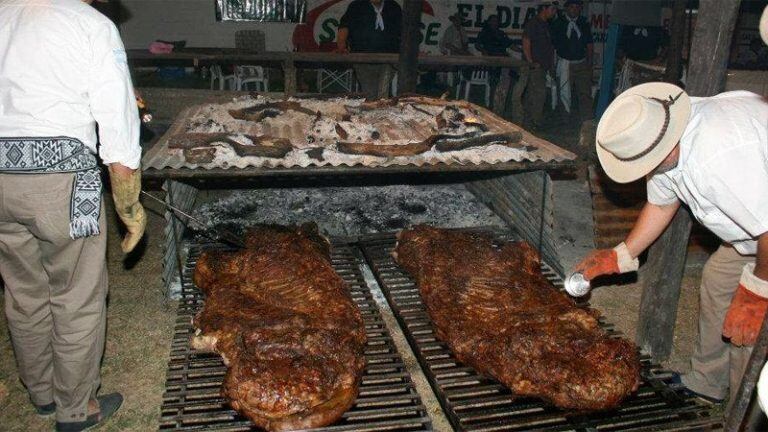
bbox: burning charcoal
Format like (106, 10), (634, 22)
(399, 200), (427, 214)
(226, 136), (292, 159)
(306, 147), (324, 161)
(306, 135), (316, 144)
(385, 217), (408, 229)
(335, 123), (349, 140)
(434, 132), (523, 153)
(370, 130), (381, 140)
(183, 147), (217, 164)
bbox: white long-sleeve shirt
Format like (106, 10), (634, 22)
(0, 0), (141, 169)
(647, 91), (768, 255)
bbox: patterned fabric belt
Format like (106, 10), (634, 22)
(0, 137), (102, 239)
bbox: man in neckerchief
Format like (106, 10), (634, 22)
(0, 0), (146, 430)
(551, 0), (594, 120)
(336, 0), (402, 99)
(573, 82), (768, 408)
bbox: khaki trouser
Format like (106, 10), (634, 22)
(353, 64), (396, 99)
(682, 244), (754, 405)
(0, 173), (108, 423)
(569, 60), (594, 120)
(524, 65), (548, 127)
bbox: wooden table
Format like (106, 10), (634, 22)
(127, 49), (530, 122)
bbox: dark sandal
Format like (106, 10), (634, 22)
(34, 401), (56, 417)
(55, 393), (123, 432)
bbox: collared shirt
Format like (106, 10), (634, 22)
(523, 15), (555, 71)
(0, 0), (141, 169)
(339, 0), (402, 53)
(647, 91), (768, 255)
(439, 23), (469, 55)
(551, 15), (593, 61)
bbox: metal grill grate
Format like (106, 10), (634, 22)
(159, 242), (432, 431)
(359, 231), (724, 432)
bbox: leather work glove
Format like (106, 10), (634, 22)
(108, 165), (147, 253)
(572, 242), (639, 281)
(723, 263), (768, 346)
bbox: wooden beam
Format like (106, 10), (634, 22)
(636, 0), (741, 362)
(663, 0), (687, 84)
(398, 0), (423, 94)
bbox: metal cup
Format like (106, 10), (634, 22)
(564, 272), (591, 297)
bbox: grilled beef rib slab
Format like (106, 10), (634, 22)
(192, 224), (366, 431)
(393, 225), (640, 410)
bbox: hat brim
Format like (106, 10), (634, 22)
(761, 6), (768, 45)
(596, 82), (691, 184)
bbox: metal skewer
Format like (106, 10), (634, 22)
(141, 191), (246, 249)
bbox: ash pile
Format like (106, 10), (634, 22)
(191, 185), (504, 238)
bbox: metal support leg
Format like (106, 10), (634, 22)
(162, 180), (199, 299)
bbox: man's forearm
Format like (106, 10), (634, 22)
(624, 201), (681, 258)
(336, 28), (349, 50)
(522, 38), (533, 63)
(755, 233), (768, 281)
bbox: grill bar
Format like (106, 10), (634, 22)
(358, 231), (723, 432)
(159, 242), (432, 431)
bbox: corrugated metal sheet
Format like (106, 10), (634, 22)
(142, 96), (576, 173)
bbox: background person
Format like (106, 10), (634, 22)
(336, 0), (402, 99)
(551, 0), (594, 120)
(0, 0), (146, 430)
(522, 2), (558, 129)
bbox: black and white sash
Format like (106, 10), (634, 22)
(0, 137), (102, 239)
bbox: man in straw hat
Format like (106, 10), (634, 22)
(573, 82), (768, 406)
(0, 0), (145, 430)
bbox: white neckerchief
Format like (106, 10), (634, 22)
(566, 16), (582, 39)
(373, 2), (385, 30)
(634, 27), (649, 37)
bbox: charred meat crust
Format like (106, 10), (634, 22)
(192, 223), (366, 431)
(393, 225), (641, 411)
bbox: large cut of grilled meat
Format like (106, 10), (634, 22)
(394, 226), (640, 410)
(192, 224), (367, 431)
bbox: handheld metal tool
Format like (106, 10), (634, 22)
(140, 191), (246, 249)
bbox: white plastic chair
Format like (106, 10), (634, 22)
(210, 64), (236, 90)
(459, 70), (491, 106)
(317, 68), (355, 93)
(236, 65), (269, 92)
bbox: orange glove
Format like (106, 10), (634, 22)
(723, 263), (768, 347)
(573, 242), (639, 281)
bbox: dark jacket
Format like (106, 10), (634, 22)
(339, 0), (402, 53)
(475, 24), (513, 56)
(551, 15), (593, 61)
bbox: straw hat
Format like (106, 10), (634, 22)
(761, 6), (768, 45)
(596, 82), (691, 183)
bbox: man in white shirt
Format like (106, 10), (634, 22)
(0, 0), (145, 430)
(573, 82), (768, 406)
(439, 13), (470, 55)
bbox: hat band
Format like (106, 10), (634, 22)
(608, 92), (683, 163)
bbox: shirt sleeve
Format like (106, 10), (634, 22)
(581, 18), (594, 44)
(702, 145), (768, 238)
(647, 175), (679, 206)
(339, 3), (354, 29)
(87, 19), (141, 169)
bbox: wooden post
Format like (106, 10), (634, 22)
(398, 0), (423, 94)
(663, 0), (687, 84)
(636, 0), (741, 362)
(283, 59), (297, 96)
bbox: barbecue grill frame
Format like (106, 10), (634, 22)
(357, 230), (724, 432)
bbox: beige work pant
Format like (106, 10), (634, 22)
(0, 173), (108, 424)
(682, 244), (755, 405)
(353, 64), (396, 99)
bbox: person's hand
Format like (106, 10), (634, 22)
(109, 164), (146, 253)
(572, 242), (639, 281)
(723, 263), (768, 346)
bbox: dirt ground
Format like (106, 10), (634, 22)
(0, 93), (712, 430)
